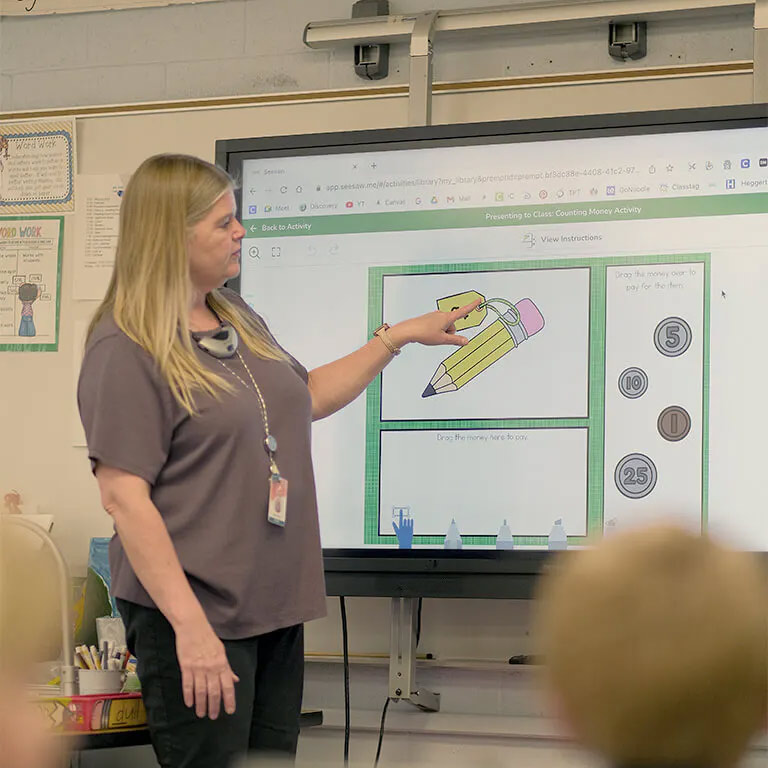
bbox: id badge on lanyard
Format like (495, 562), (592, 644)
(268, 473), (288, 527)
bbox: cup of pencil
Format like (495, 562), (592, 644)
(74, 642), (131, 695)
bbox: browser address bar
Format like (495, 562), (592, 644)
(324, 167), (638, 192)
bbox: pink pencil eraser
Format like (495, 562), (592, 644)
(515, 298), (544, 336)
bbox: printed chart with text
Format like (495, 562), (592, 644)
(0, 217), (63, 350)
(365, 255), (708, 547)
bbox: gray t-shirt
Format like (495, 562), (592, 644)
(77, 291), (327, 639)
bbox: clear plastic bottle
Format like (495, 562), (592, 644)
(496, 519), (515, 550)
(444, 518), (463, 549)
(548, 518), (568, 550)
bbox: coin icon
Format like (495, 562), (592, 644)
(614, 453), (658, 499)
(657, 406), (691, 442)
(618, 367), (649, 399)
(654, 317), (692, 357)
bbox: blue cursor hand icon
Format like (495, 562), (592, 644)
(392, 510), (414, 549)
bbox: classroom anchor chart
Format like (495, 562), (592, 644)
(0, 217), (63, 351)
(364, 256), (708, 547)
(0, 119), (75, 214)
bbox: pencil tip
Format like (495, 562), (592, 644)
(422, 384), (436, 398)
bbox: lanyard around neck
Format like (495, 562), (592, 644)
(217, 350), (280, 477)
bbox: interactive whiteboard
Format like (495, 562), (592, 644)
(220, 106), (768, 555)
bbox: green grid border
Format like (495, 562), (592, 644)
(0, 215), (64, 352)
(365, 253), (710, 546)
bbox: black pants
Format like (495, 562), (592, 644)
(117, 599), (304, 768)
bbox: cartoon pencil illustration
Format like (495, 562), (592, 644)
(422, 297), (544, 397)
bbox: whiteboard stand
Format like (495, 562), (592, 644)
(388, 597), (440, 712)
(408, 11), (438, 127)
(755, 0), (768, 101)
(306, 0), (768, 718)
(387, 11), (440, 709)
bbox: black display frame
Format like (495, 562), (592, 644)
(216, 103), (768, 598)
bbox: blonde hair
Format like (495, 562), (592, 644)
(535, 525), (767, 768)
(88, 154), (286, 413)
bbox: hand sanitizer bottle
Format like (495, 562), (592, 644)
(444, 518), (463, 549)
(496, 519), (515, 549)
(548, 518), (568, 550)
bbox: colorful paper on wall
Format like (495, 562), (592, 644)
(0, 119), (75, 213)
(0, 216), (63, 350)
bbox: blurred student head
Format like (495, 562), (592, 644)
(0, 518), (66, 768)
(535, 525), (767, 768)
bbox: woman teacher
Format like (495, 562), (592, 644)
(78, 154), (476, 768)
